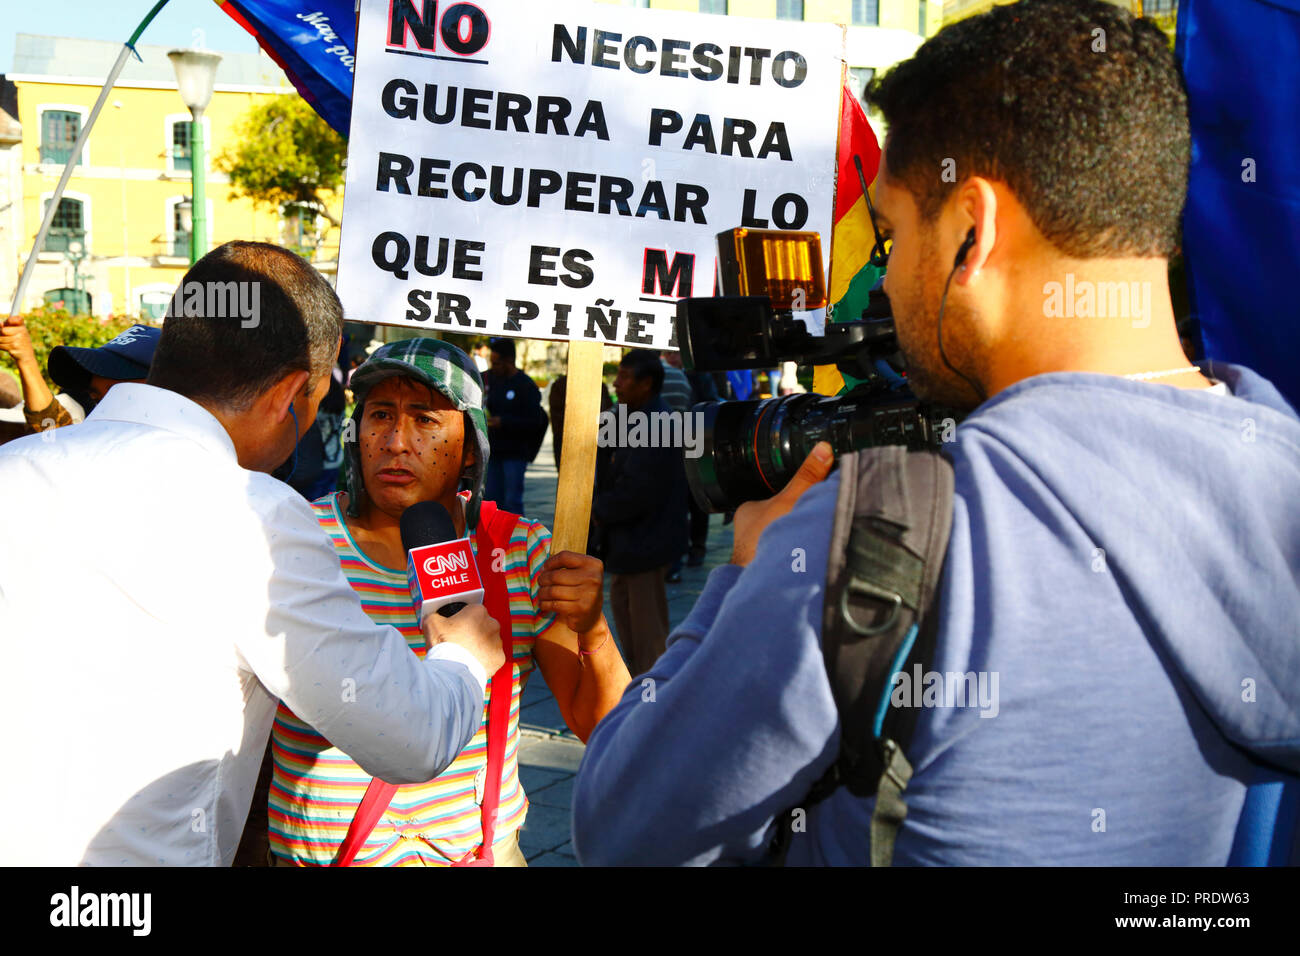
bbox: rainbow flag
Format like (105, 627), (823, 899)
(815, 86), (884, 396)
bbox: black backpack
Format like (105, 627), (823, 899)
(772, 444), (954, 866)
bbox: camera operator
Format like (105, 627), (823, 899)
(571, 0), (1300, 865)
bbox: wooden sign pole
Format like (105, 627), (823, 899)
(551, 340), (605, 554)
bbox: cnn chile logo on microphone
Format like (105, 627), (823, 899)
(386, 1), (491, 62)
(408, 539), (485, 615)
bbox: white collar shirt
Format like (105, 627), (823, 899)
(0, 384), (486, 865)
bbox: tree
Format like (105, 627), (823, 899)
(1149, 12), (1177, 50)
(1, 306), (139, 386)
(217, 94), (346, 252)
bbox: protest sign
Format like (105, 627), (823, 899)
(337, 0), (845, 348)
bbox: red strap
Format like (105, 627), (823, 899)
(332, 500), (519, 868)
(332, 777), (398, 867)
(451, 500), (517, 866)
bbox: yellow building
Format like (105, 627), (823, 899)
(4, 33), (341, 319)
(598, 1), (943, 103)
(944, 1), (1172, 25)
(609, 0), (941, 35)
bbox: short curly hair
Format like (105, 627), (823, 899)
(867, 0), (1188, 259)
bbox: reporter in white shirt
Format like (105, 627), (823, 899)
(0, 241), (505, 865)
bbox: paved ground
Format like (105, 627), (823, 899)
(514, 431), (733, 865)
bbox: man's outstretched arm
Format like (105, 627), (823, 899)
(572, 446), (842, 865)
(241, 493), (499, 785)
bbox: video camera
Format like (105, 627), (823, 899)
(674, 227), (956, 513)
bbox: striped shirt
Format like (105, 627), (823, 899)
(269, 491), (555, 866)
(660, 362), (694, 414)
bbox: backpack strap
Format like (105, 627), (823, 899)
(773, 445), (953, 866)
(832, 447), (952, 864)
(333, 500), (519, 867)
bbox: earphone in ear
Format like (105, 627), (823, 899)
(287, 403), (300, 481)
(954, 227), (977, 270)
(937, 225), (987, 405)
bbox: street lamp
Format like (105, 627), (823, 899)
(66, 238), (89, 314)
(167, 48), (222, 265)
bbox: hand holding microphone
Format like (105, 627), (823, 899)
(402, 501), (505, 678)
(422, 604), (505, 678)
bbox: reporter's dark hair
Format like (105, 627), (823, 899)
(620, 349), (664, 394)
(866, 0), (1188, 258)
(489, 337), (516, 362)
(148, 241), (342, 410)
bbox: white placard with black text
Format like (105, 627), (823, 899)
(337, 0), (844, 348)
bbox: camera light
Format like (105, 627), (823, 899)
(717, 228), (826, 312)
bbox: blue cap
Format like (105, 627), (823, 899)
(48, 324), (161, 396)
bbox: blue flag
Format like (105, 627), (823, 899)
(1177, 0), (1300, 409)
(727, 370), (753, 401)
(216, 0), (356, 136)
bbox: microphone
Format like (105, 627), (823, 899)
(400, 501), (485, 621)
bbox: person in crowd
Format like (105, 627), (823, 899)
(571, 0), (1300, 865)
(659, 350), (693, 413)
(548, 370), (612, 472)
(315, 367), (348, 493)
(0, 241), (503, 865)
(263, 338), (629, 866)
(0, 316), (158, 434)
(48, 323), (161, 411)
(483, 337), (544, 515)
(662, 349), (717, 568)
(345, 348), (367, 390)
(659, 351), (694, 582)
(0, 368), (18, 407)
(0, 382), (82, 443)
(778, 360), (805, 396)
(593, 349), (688, 677)
(0, 371), (33, 446)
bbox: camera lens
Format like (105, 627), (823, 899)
(687, 394), (821, 512)
(687, 392), (938, 513)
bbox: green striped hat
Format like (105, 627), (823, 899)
(343, 338), (490, 528)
